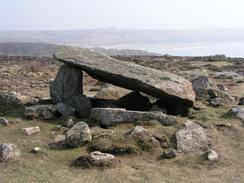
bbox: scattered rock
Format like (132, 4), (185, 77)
(54, 47), (195, 108)
(54, 135), (66, 143)
(56, 103), (75, 117)
(175, 121), (210, 153)
(229, 107), (244, 121)
(238, 97), (244, 105)
(73, 151), (120, 168)
(127, 125), (148, 138)
(24, 104), (57, 120)
(217, 84), (228, 91)
(30, 147), (41, 154)
(214, 71), (243, 80)
(22, 126), (40, 135)
(161, 149), (177, 159)
(207, 149), (218, 161)
(65, 122), (92, 148)
(113, 92), (152, 111)
(0, 143), (20, 161)
(0, 91), (23, 111)
(90, 108), (178, 127)
(208, 89), (235, 103)
(63, 117), (75, 128)
(191, 75), (209, 92)
(50, 64), (83, 103)
(209, 98), (227, 107)
(0, 117), (9, 126)
(209, 54), (227, 61)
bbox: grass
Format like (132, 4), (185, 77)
(0, 109), (244, 183)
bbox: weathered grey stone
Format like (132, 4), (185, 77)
(208, 89), (235, 103)
(0, 91), (23, 111)
(53, 47), (195, 107)
(162, 149), (177, 159)
(175, 121), (210, 153)
(24, 104), (57, 120)
(238, 97), (244, 105)
(56, 103), (75, 117)
(0, 117), (9, 126)
(65, 122), (92, 148)
(0, 143), (20, 161)
(217, 84), (228, 91)
(191, 75), (209, 92)
(214, 71), (243, 80)
(50, 64), (83, 103)
(207, 149), (218, 161)
(209, 98), (227, 107)
(229, 107), (244, 121)
(22, 126), (40, 135)
(90, 108), (178, 126)
(127, 126), (148, 137)
(73, 151), (119, 168)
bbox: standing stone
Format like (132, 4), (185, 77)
(0, 144), (20, 161)
(175, 121), (210, 153)
(50, 65), (83, 103)
(65, 122), (92, 148)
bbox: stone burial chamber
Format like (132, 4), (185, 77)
(50, 46), (196, 124)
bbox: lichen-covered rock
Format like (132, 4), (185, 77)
(22, 126), (40, 135)
(90, 108), (178, 127)
(54, 47), (195, 107)
(175, 121), (211, 153)
(24, 104), (57, 120)
(50, 64), (83, 103)
(127, 126), (148, 138)
(0, 91), (23, 111)
(0, 117), (9, 126)
(56, 103), (75, 117)
(214, 71), (243, 80)
(73, 151), (120, 168)
(65, 122), (92, 147)
(0, 143), (20, 161)
(229, 107), (244, 121)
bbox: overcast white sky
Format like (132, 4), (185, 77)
(1, 0), (244, 31)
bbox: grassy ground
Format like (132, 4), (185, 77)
(0, 109), (243, 183)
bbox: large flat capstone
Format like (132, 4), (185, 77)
(53, 47), (195, 105)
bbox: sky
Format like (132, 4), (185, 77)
(0, 0), (244, 31)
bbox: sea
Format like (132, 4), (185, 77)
(101, 42), (244, 58)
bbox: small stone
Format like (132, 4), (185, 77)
(22, 126), (40, 135)
(209, 98), (227, 107)
(54, 135), (65, 143)
(0, 117), (9, 126)
(30, 147), (41, 154)
(127, 126), (148, 137)
(238, 97), (244, 105)
(63, 117), (75, 128)
(65, 122), (92, 148)
(162, 149), (177, 159)
(0, 143), (20, 161)
(207, 150), (218, 161)
(73, 151), (119, 168)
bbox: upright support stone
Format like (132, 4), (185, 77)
(50, 65), (83, 103)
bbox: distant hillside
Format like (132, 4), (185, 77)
(0, 42), (159, 57)
(1, 28), (244, 47)
(0, 42), (59, 57)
